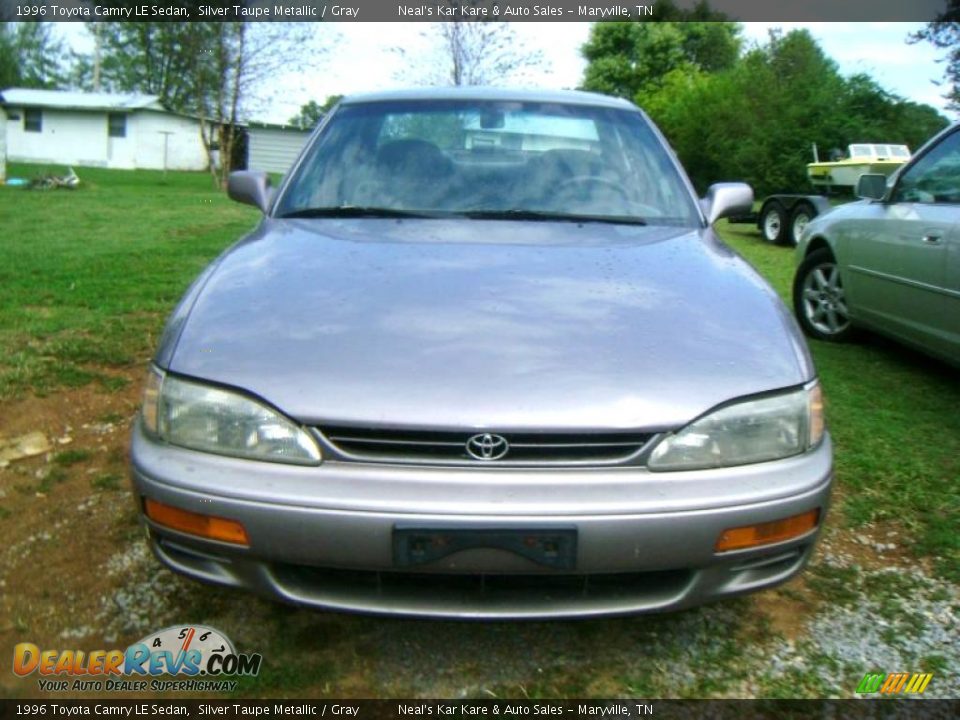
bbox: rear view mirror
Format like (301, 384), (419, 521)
(480, 111), (505, 129)
(228, 171), (272, 213)
(856, 174), (887, 201)
(701, 182), (754, 225)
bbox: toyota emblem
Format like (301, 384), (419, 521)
(466, 433), (509, 461)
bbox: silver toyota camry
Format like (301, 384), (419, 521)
(130, 88), (832, 618)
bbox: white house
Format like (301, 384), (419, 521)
(0, 88), (210, 171)
(246, 122), (312, 175)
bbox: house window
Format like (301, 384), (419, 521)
(108, 113), (126, 138)
(24, 108), (42, 132)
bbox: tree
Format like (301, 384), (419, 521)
(288, 95), (342, 128)
(910, 2), (960, 110)
(0, 22), (66, 89)
(89, 21), (325, 185)
(581, 18), (741, 100)
(836, 74), (946, 150)
(85, 23), (212, 110)
(622, 28), (948, 195)
(402, 17), (546, 87)
(441, 21), (541, 86)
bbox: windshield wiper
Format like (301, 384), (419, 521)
(459, 209), (647, 225)
(278, 206), (440, 219)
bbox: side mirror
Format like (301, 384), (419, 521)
(856, 173), (887, 201)
(700, 182), (754, 225)
(228, 170), (272, 213)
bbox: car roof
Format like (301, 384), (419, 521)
(340, 87), (637, 110)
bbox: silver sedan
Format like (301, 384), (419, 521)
(794, 123), (960, 367)
(130, 88), (831, 618)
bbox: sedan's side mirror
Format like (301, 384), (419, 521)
(228, 170), (273, 213)
(856, 173), (887, 201)
(700, 182), (754, 225)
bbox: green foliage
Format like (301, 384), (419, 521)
(0, 22), (66, 89)
(288, 96), (342, 129)
(83, 23), (218, 114)
(582, 19), (741, 100)
(910, 4), (960, 110)
(584, 25), (950, 195)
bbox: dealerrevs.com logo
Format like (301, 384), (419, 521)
(13, 625), (262, 692)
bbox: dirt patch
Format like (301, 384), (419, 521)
(816, 519), (925, 573)
(0, 371), (142, 440)
(752, 580), (818, 642)
(0, 369), (144, 685)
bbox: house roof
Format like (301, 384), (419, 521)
(0, 88), (164, 112)
(246, 121), (314, 133)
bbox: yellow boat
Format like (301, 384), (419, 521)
(807, 143), (910, 190)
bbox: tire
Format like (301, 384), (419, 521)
(759, 201), (788, 245)
(788, 202), (816, 247)
(793, 248), (855, 342)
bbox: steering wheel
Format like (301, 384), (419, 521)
(556, 175), (629, 202)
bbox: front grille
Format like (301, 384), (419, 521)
(272, 563), (693, 613)
(316, 426), (654, 466)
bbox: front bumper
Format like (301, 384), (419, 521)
(130, 423), (833, 619)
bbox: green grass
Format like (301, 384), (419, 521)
(53, 448), (93, 466)
(91, 472), (123, 491)
(37, 465), (69, 493)
(0, 162), (258, 399)
(719, 220), (960, 580)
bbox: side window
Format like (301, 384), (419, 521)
(24, 108), (41, 132)
(108, 113), (126, 138)
(894, 131), (960, 204)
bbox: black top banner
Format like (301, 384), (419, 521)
(2, 700), (960, 720)
(0, 0), (953, 22)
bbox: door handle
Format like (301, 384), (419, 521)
(922, 233), (943, 244)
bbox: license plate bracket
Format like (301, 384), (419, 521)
(393, 525), (577, 570)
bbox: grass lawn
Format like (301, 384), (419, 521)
(0, 163), (259, 399)
(0, 165), (957, 699)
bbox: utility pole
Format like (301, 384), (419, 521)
(158, 131), (173, 178)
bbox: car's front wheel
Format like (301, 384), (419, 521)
(793, 248), (854, 341)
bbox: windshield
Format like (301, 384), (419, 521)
(274, 99), (700, 226)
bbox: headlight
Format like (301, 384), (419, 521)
(141, 367), (321, 465)
(648, 382), (824, 471)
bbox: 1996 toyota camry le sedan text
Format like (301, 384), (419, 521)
(130, 88), (832, 618)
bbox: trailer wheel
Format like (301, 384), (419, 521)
(760, 201), (788, 245)
(789, 201), (816, 246)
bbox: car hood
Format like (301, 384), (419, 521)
(162, 218), (811, 430)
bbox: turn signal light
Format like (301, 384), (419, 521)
(144, 498), (249, 546)
(715, 509), (820, 552)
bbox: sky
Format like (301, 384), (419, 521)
(57, 21), (955, 125)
